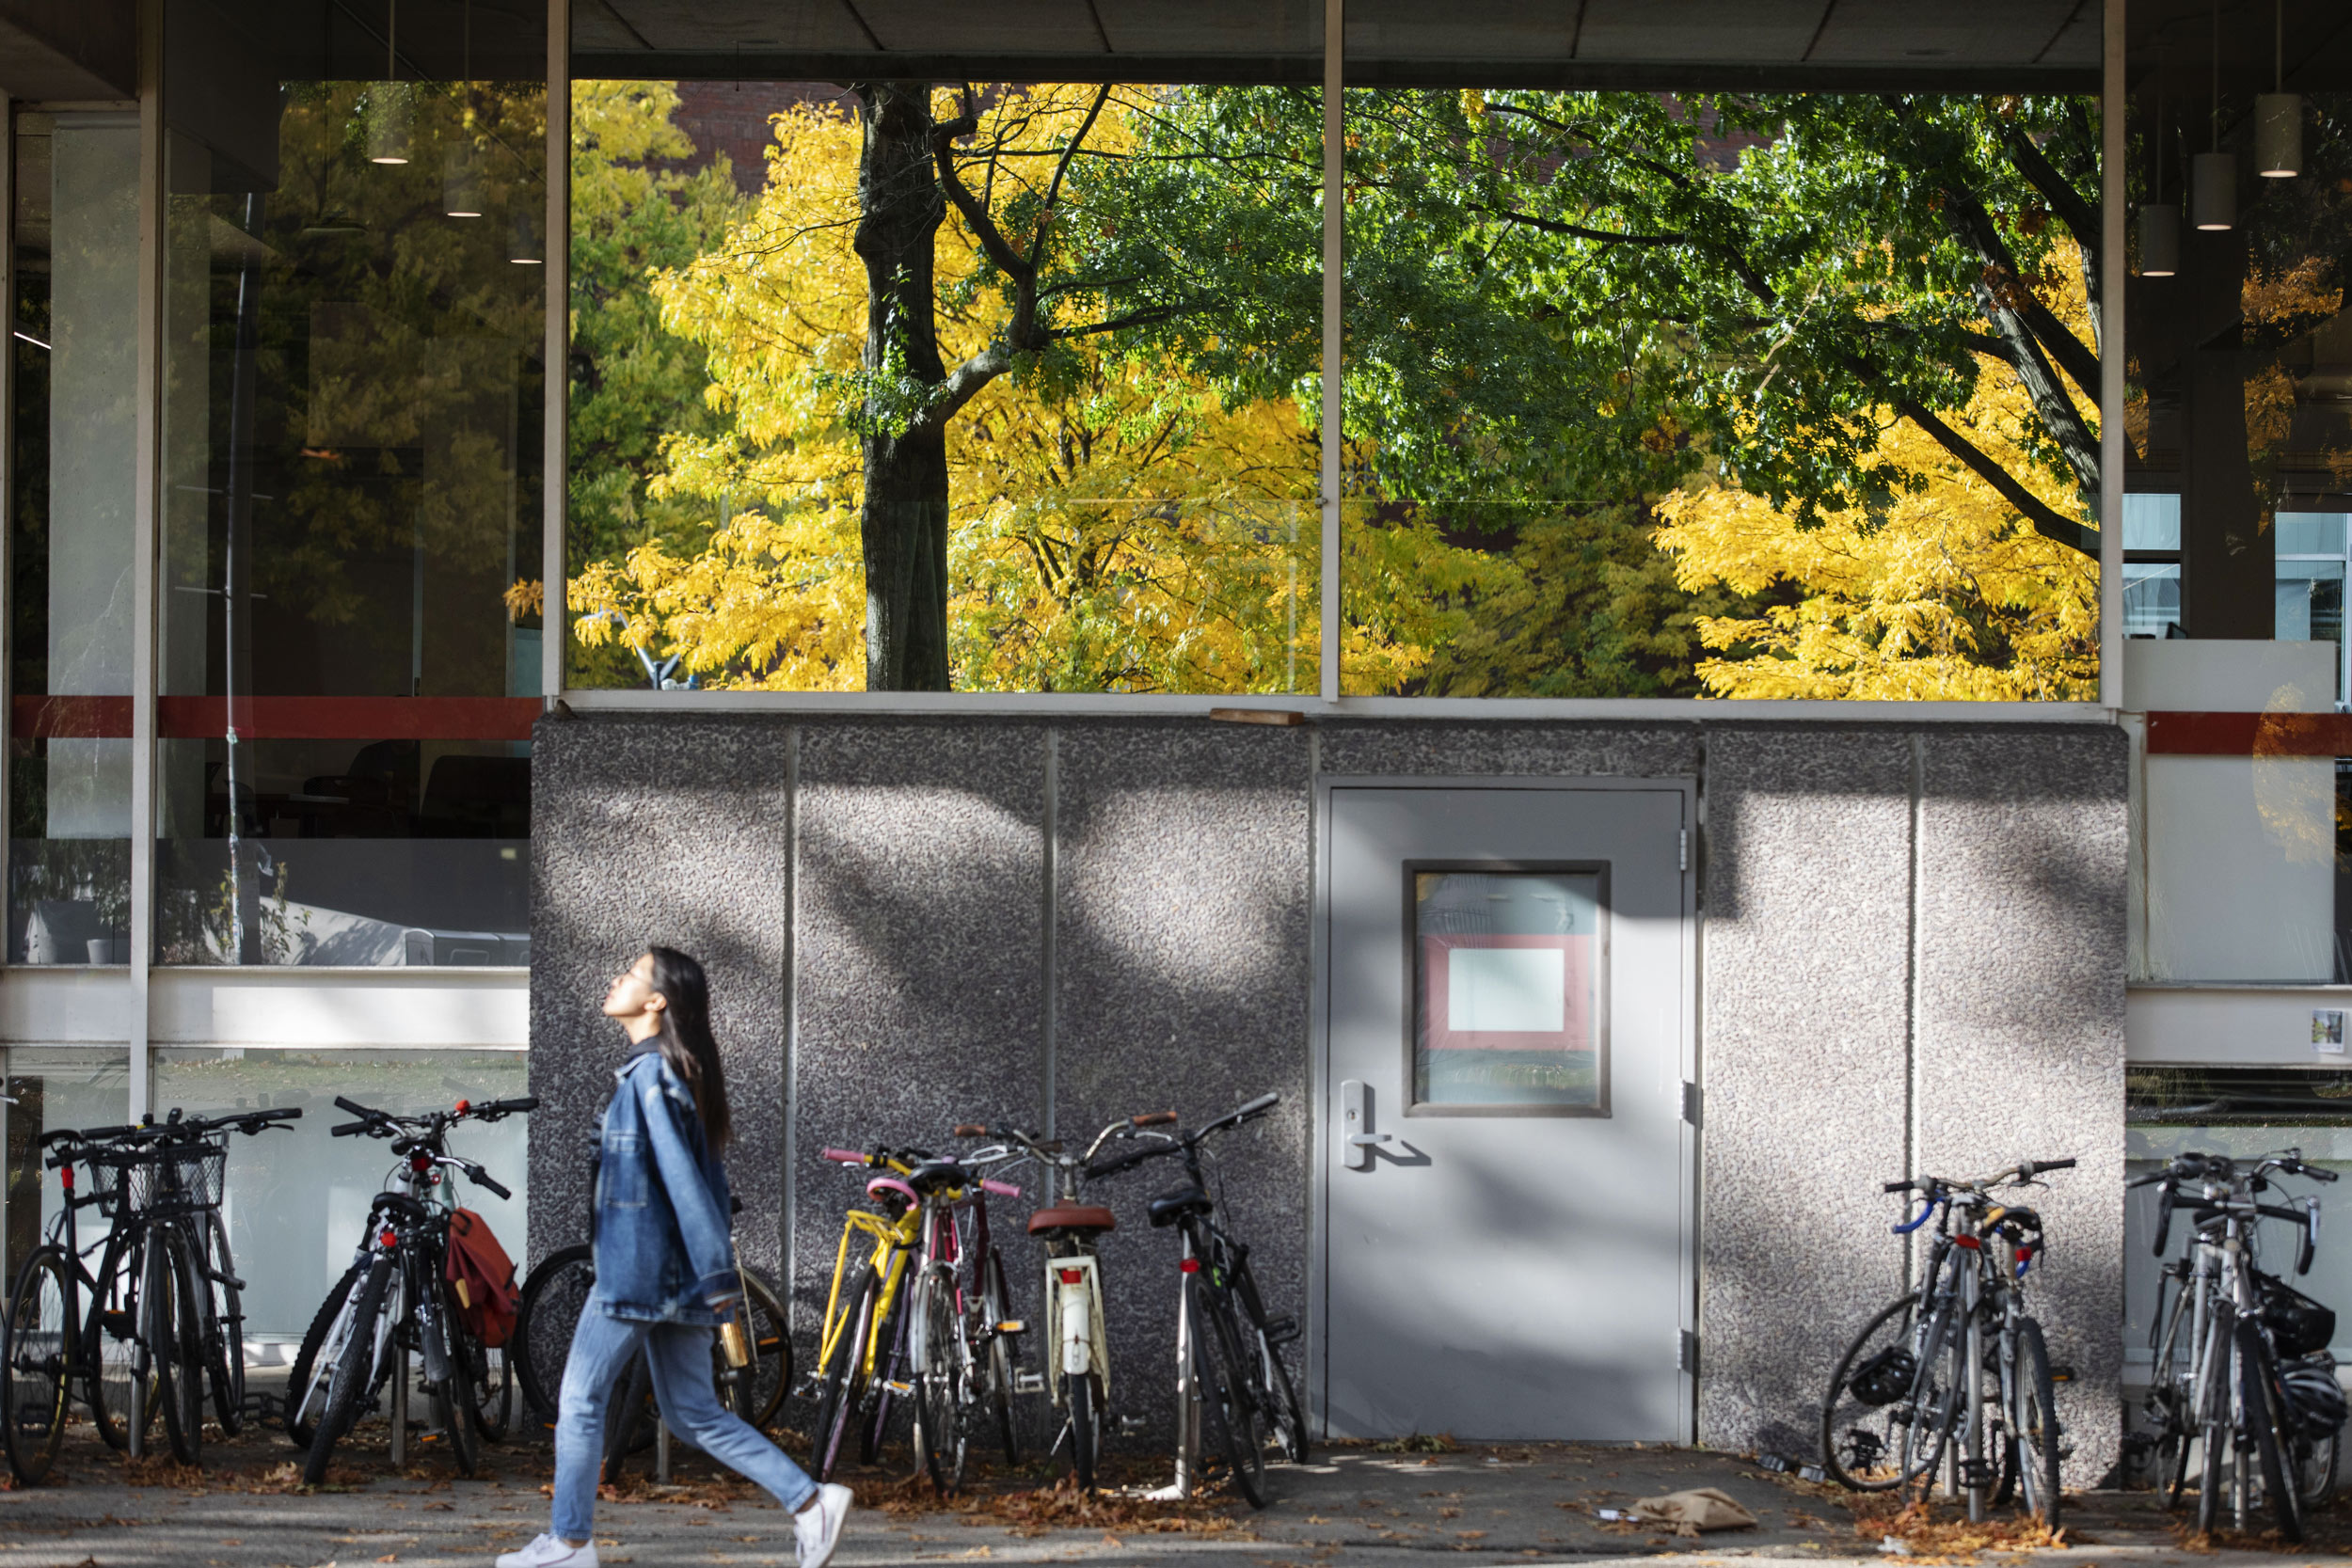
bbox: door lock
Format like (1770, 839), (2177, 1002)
(1341, 1079), (1392, 1169)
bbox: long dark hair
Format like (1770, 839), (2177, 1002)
(645, 945), (732, 1151)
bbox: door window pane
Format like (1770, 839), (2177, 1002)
(1, 1048), (132, 1290)
(1412, 869), (1603, 1109)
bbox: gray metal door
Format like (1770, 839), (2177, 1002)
(1319, 783), (1693, 1441)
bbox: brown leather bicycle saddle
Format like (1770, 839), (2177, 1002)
(1027, 1204), (1117, 1234)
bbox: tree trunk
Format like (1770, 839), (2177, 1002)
(852, 83), (952, 690)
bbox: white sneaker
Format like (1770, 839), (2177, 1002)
(495, 1534), (599, 1568)
(793, 1482), (853, 1568)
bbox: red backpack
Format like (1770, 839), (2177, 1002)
(444, 1208), (520, 1349)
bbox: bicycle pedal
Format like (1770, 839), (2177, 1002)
(994, 1320), (1025, 1336)
(101, 1311), (133, 1339)
(2048, 1364), (2076, 1383)
(1118, 1415), (1148, 1435)
(1957, 1458), (1999, 1488)
(1012, 1370), (1045, 1395)
(884, 1380), (914, 1397)
(1262, 1316), (1301, 1348)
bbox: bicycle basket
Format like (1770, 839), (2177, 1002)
(1847, 1345), (1917, 1407)
(87, 1148), (157, 1218)
(2280, 1354), (2348, 1435)
(162, 1142), (228, 1211)
(2257, 1269), (2338, 1357)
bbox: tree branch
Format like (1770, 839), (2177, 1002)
(1482, 207), (1690, 247)
(1030, 86), (1111, 272)
(1893, 396), (2098, 555)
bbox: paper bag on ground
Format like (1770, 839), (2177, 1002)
(1630, 1487), (1759, 1535)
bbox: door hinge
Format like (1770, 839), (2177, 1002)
(1678, 827), (1688, 872)
(1677, 1329), (1699, 1375)
(1680, 1080), (1702, 1128)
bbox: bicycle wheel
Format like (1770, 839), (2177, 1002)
(1190, 1275), (1267, 1508)
(87, 1231), (152, 1453)
(602, 1354), (655, 1483)
(913, 1267), (968, 1495)
(2195, 1304), (2235, 1538)
(1065, 1370), (1101, 1492)
(287, 1261), (366, 1449)
(307, 1253), (395, 1485)
(199, 1212), (246, 1435)
(2293, 1422), (2340, 1511)
(2011, 1319), (2063, 1527)
(714, 1267), (791, 1433)
(1822, 1298), (1925, 1491)
(3, 1248), (72, 1483)
(979, 1251), (1019, 1463)
(2239, 1318), (2302, 1543)
(1259, 1328), (1309, 1465)
(458, 1307), (514, 1443)
(150, 1227), (205, 1465)
(514, 1245), (594, 1426)
(810, 1269), (878, 1481)
(861, 1282), (910, 1464)
(429, 1285), (481, 1478)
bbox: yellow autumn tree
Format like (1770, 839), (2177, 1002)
(571, 86), (1502, 692)
(1653, 251), (2101, 702)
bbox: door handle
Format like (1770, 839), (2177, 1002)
(1342, 1080), (1391, 1170)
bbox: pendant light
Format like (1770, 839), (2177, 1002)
(367, 0), (410, 165)
(2142, 76), (2178, 277)
(2191, 0), (2233, 230)
(509, 206), (543, 264)
(2256, 0), (2301, 178)
(444, 0), (482, 215)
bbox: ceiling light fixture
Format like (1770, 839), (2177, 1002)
(2142, 74), (2178, 276)
(367, 0), (410, 165)
(2191, 0), (2233, 230)
(2256, 0), (2301, 177)
(445, 0), (481, 215)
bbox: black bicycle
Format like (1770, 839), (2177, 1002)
(1088, 1092), (1306, 1507)
(290, 1094), (531, 1482)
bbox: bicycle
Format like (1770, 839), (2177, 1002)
(1085, 1091), (1304, 1508)
(946, 1114), (1165, 1492)
(2, 1109), (297, 1481)
(289, 1094), (532, 1483)
(892, 1143), (1025, 1493)
(803, 1146), (937, 1482)
(1819, 1158), (2074, 1526)
(2133, 1148), (2340, 1539)
(511, 1236), (792, 1482)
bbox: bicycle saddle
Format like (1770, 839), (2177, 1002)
(1147, 1185), (1212, 1228)
(1027, 1204), (1117, 1235)
(907, 1158), (970, 1196)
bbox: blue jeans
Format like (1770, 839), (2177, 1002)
(551, 1305), (818, 1541)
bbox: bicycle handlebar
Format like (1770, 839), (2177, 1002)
(2026, 1157), (2076, 1175)
(980, 1178), (1021, 1198)
(821, 1148), (866, 1165)
(1129, 1111), (1178, 1127)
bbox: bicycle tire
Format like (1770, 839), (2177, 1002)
(980, 1251), (1019, 1463)
(287, 1261), (366, 1449)
(431, 1285), (481, 1478)
(913, 1267), (967, 1495)
(1190, 1275), (1267, 1508)
(2, 1247), (73, 1483)
(810, 1270), (878, 1481)
(308, 1254), (395, 1485)
(716, 1267), (792, 1433)
(2196, 1303), (2234, 1537)
(1261, 1331), (1309, 1465)
(459, 1307), (515, 1443)
(1820, 1296), (1918, 1491)
(2239, 1318), (2302, 1543)
(1066, 1370), (1101, 1492)
(2293, 1420), (2340, 1511)
(603, 1354), (655, 1483)
(514, 1245), (595, 1426)
(86, 1230), (150, 1453)
(199, 1211), (246, 1435)
(861, 1282), (909, 1464)
(151, 1227), (204, 1466)
(2012, 1319), (2063, 1528)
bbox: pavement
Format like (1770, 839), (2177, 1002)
(0, 1417), (2344, 1568)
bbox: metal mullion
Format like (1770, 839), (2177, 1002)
(129, 0), (163, 1119)
(0, 92), (14, 987)
(1319, 0), (1342, 705)
(543, 0), (568, 709)
(2099, 0), (2123, 710)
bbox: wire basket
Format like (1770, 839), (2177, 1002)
(162, 1142), (228, 1212)
(86, 1148), (158, 1219)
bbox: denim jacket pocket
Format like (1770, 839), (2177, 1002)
(599, 1129), (649, 1209)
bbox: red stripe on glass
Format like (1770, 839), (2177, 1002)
(10, 694), (538, 741)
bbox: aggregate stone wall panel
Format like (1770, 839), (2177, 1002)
(1051, 721), (1314, 1442)
(790, 722), (1049, 1332)
(1915, 725), (2128, 1487)
(528, 716), (792, 1275)
(1696, 725), (1915, 1459)
(1317, 721), (1702, 781)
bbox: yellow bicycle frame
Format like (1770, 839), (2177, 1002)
(817, 1164), (926, 1384)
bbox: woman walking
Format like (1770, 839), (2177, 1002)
(499, 947), (851, 1568)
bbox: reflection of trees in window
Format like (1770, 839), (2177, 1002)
(566, 85), (2104, 697)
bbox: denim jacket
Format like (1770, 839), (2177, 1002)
(591, 1048), (739, 1325)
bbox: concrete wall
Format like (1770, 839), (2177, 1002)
(531, 712), (2126, 1472)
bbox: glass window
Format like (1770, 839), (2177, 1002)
(9, 112), (140, 965)
(1340, 80), (2102, 700)
(2125, 562), (2184, 640)
(155, 0), (546, 963)
(1412, 869), (1604, 1111)
(151, 1048), (529, 1342)
(2127, 494), (2185, 552)
(2278, 512), (2350, 559)
(1, 1048), (132, 1291)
